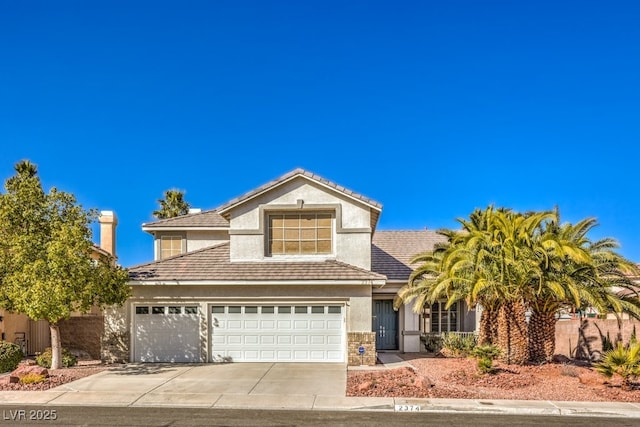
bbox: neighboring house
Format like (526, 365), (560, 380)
(105, 169), (477, 365)
(0, 211), (118, 358)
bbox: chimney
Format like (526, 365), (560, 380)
(98, 210), (117, 258)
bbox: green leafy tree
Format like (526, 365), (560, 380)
(152, 189), (191, 219)
(0, 160), (130, 369)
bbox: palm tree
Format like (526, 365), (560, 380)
(526, 216), (640, 363)
(397, 206), (640, 365)
(398, 207), (554, 364)
(152, 189), (191, 219)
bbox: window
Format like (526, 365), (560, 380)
(430, 302), (458, 333)
(135, 306), (149, 315)
(168, 306), (181, 314)
(311, 306), (324, 314)
(328, 306), (341, 314)
(184, 306), (198, 314)
(152, 306), (165, 315)
(160, 235), (183, 259)
(268, 213), (332, 255)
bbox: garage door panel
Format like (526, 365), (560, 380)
(278, 336), (292, 344)
(294, 320), (308, 328)
(310, 320), (326, 329)
(310, 336), (325, 345)
(294, 335), (308, 344)
(277, 320), (292, 329)
(211, 304), (344, 363)
(245, 335), (259, 344)
(327, 336), (342, 345)
(260, 336), (275, 344)
(228, 320), (242, 329)
(261, 320), (276, 329)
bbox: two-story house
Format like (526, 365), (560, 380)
(104, 169), (477, 365)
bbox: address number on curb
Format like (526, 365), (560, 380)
(394, 405), (421, 412)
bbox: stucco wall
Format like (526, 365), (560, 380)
(0, 311), (29, 344)
(554, 318), (640, 360)
(227, 178), (373, 269)
(186, 230), (229, 252)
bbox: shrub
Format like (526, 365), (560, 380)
(472, 344), (501, 374)
(595, 342), (640, 391)
(441, 333), (477, 357)
(0, 341), (23, 373)
(19, 373), (46, 385)
(35, 347), (77, 368)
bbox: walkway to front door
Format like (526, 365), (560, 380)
(373, 300), (398, 350)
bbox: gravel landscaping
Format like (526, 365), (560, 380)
(0, 360), (111, 391)
(347, 354), (640, 402)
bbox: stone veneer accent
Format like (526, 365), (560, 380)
(59, 316), (104, 359)
(348, 332), (376, 366)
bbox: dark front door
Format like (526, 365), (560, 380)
(373, 300), (398, 350)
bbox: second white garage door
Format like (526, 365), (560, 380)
(210, 304), (344, 363)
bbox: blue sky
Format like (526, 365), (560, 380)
(1, 1), (639, 267)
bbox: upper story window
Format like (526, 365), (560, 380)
(160, 235), (183, 259)
(268, 212), (332, 255)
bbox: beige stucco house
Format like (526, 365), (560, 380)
(105, 169), (477, 365)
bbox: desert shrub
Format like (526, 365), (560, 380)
(421, 334), (443, 353)
(472, 344), (501, 374)
(19, 373), (46, 385)
(441, 333), (477, 357)
(36, 347), (77, 368)
(595, 342), (640, 391)
(0, 341), (23, 373)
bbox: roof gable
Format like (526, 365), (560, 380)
(216, 168), (382, 217)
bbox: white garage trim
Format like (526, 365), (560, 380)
(209, 303), (345, 363)
(133, 304), (202, 363)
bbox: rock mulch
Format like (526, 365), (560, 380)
(347, 354), (640, 402)
(0, 360), (109, 391)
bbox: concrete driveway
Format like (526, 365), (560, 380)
(45, 363), (348, 408)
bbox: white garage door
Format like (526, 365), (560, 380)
(134, 305), (201, 362)
(210, 304), (344, 363)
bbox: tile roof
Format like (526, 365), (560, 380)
(142, 210), (229, 228)
(372, 230), (447, 282)
(216, 168), (383, 214)
(129, 242), (386, 282)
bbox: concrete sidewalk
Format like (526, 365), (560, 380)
(0, 358), (638, 419)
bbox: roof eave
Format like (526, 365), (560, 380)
(128, 279), (387, 286)
(141, 226), (230, 232)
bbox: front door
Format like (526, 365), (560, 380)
(373, 300), (398, 350)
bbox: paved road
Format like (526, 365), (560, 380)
(0, 406), (638, 427)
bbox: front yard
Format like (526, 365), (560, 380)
(347, 354), (640, 402)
